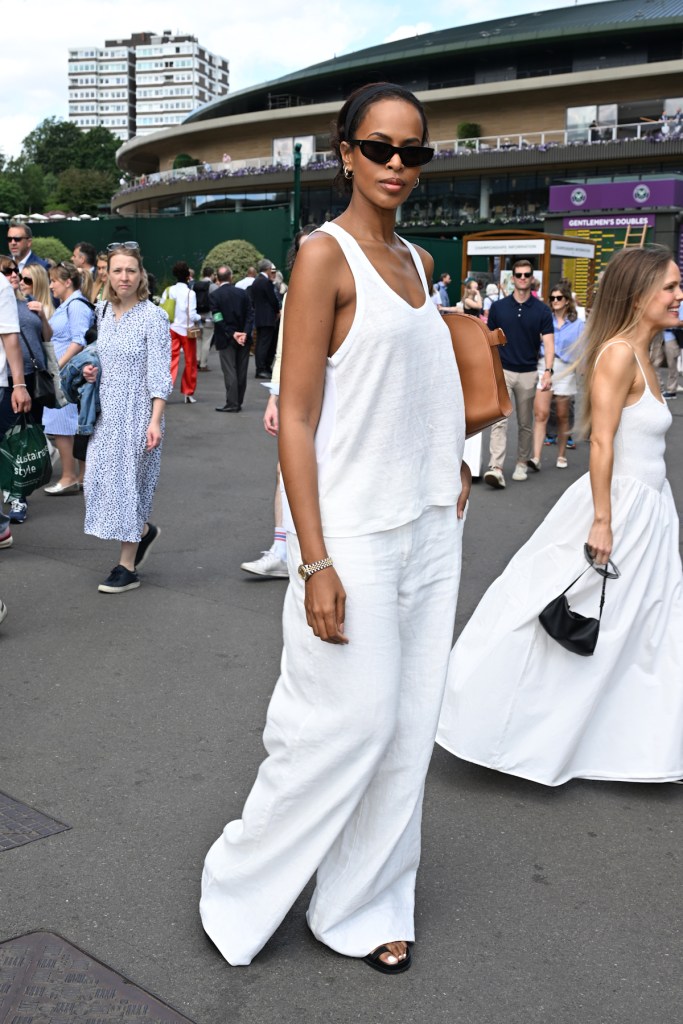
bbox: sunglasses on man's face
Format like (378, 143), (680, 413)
(7, 236), (26, 243)
(513, 271), (533, 279)
(350, 139), (434, 168)
(1, 267), (18, 276)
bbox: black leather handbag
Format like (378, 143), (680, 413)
(539, 547), (620, 657)
(20, 328), (57, 409)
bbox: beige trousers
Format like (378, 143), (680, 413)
(489, 369), (537, 468)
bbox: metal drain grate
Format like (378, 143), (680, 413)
(0, 792), (70, 851)
(0, 931), (197, 1023)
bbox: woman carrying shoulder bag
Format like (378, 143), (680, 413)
(168, 261), (201, 404)
(43, 262), (93, 495)
(437, 245), (683, 787)
(0, 257), (53, 522)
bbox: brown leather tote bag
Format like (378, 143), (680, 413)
(441, 311), (512, 438)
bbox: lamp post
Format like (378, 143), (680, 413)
(292, 142), (302, 237)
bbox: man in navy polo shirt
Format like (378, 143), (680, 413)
(484, 260), (554, 489)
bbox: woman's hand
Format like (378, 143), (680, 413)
(26, 300), (44, 317)
(82, 363), (99, 383)
(457, 460), (472, 519)
(146, 421), (163, 451)
(586, 520), (612, 566)
(263, 395), (279, 436)
(304, 567), (348, 644)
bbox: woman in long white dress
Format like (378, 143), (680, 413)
(437, 245), (683, 786)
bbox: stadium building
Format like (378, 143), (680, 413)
(111, 0), (683, 290)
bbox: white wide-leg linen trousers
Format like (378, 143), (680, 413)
(200, 505), (462, 965)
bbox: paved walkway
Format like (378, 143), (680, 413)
(2, 356), (682, 1024)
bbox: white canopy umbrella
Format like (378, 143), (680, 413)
(28, 213), (48, 221)
(0, 212), (9, 219)
(47, 212), (66, 220)
(11, 213), (28, 221)
(79, 213), (92, 220)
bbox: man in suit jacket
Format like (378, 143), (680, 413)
(249, 258), (280, 378)
(210, 266), (254, 412)
(6, 225), (49, 273)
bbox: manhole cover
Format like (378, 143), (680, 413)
(0, 792), (70, 852)
(0, 932), (196, 1023)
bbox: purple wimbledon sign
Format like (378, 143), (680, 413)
(549, 179), (683, 212)
(562, 214), (656, 229)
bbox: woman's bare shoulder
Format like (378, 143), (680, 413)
(288, 230), (350, 299)
(594, 339), (637, 369)
(294, 230), (344, 267)
(409, 241), (434, 278)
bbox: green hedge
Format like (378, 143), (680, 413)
(31, 236), (71, 264)
(203, 239), (264, 281)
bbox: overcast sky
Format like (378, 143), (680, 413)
(2, 0), (596, 160)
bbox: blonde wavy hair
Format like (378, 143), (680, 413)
(576, 245), (673, 435)
(23, 263), (55, 318)
(103, 245), (149, 305)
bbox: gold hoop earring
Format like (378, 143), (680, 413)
(343, 166), (353, 180)
(413, 177), (420, 189)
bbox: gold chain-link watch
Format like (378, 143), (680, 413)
(298, 557), (334, 581)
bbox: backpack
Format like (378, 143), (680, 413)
(66, 295), (98, 344)
(66, 297), (108, 347)
(160, 287), (176, 322)
(194, 279), (211, 315)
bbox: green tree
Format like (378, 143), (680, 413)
(173, 153), (201, 169)
(22, 117), (120, 178)
(22, 117), (83, 175)
(0, 176), (24, 215)
(56, 167), (117, 216)
(42, 172), (60, 211)
(80, 125), (121, 172)
(203, 239), (264, 280)
(20, 162), (46, 212)
(457, 123), (481, 140)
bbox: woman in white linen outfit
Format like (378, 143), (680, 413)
(437, 245), (683, 787)
(200, 83), (470, 972)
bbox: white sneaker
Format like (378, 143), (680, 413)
(240, 549), (288, 578)
(483, 467), (505, 489)
(512, 463), (528, 481)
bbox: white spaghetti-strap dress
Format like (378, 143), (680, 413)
(437, 342), (683, 786)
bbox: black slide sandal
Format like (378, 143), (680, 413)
(363, 944), (412, 974)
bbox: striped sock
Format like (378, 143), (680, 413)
(273, 529), (287, 561)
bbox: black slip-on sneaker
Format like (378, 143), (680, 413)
(135, 523), (160, 569)
(98, 564), (141, 594)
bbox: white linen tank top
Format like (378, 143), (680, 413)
(284, 220), (465, 537)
